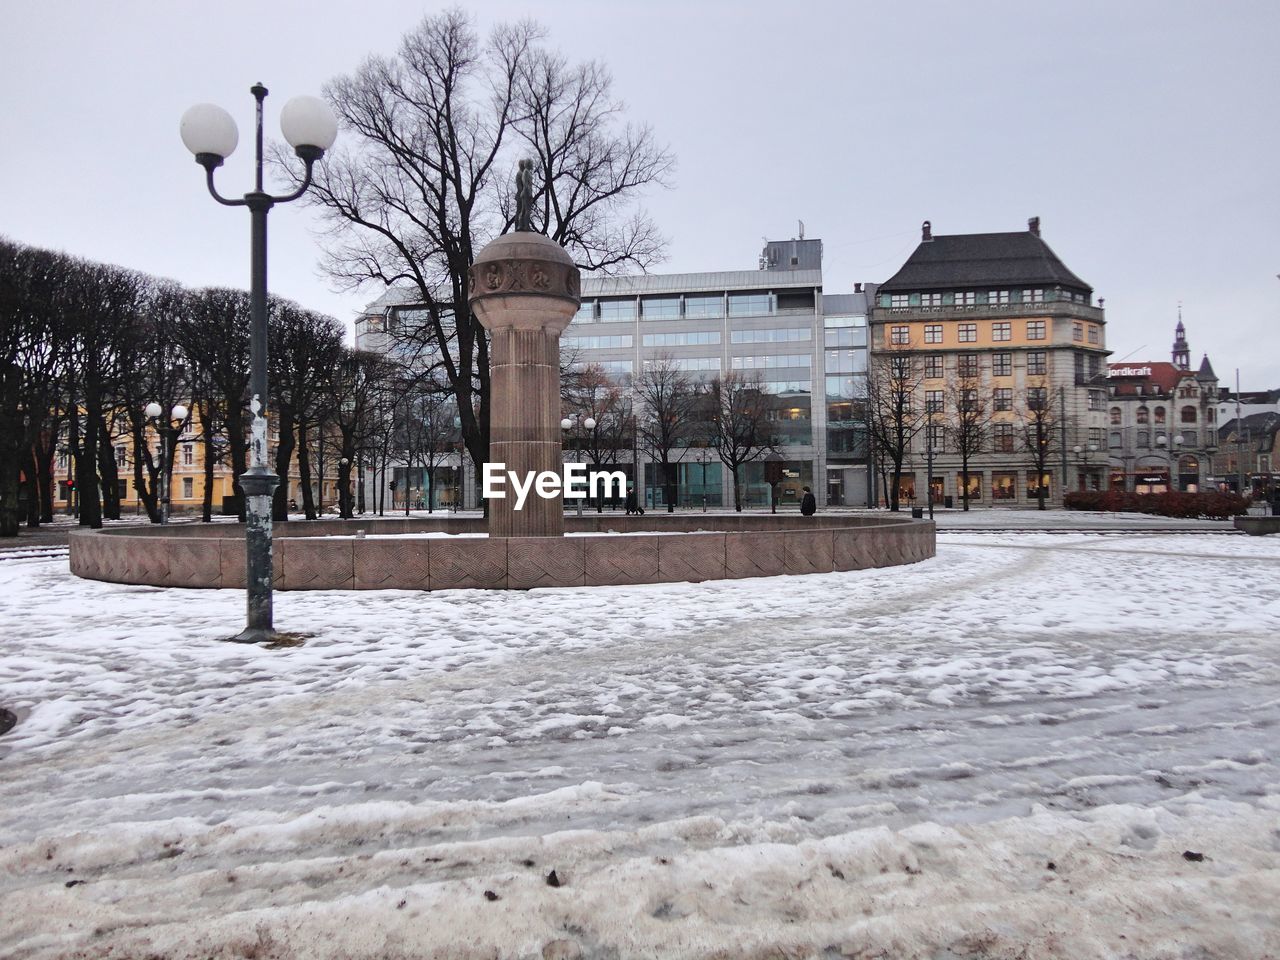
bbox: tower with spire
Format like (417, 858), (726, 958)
(1172, 305), (1190, 370)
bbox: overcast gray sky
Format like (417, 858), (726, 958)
(3, 0), (1277, 387)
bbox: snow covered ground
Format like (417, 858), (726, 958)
(2, 531), (1279, 958)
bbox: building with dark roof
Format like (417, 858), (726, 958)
(870, 218), (1109, 508)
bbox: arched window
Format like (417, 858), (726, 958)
(1181, 405), (1197, 424)
(1110, 407), (1122, 425)
(1154, 406), (1166, 425)
(1136, 406), (1150, 424)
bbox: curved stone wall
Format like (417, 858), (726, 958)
(69, 515), (935, 591)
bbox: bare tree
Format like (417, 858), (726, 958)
(398, 374), (459, 513)
(289, 9), (673, 486)
(947, 369), (992, 512)
(1020, 379), (1059, 511)
(562, 362), (632, 510)
(709, 371), (776, 512)
(633, 354), (698, 512)
(866, 346), (926, 511)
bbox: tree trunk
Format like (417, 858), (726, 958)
(273, 413), (296, 522)
(97, 415), (121, 521)
(78, 394), (103, 528)
(224, 400), (248, 523)
(297, 420), (317, 520)
(961, 460), (971, 511)
(201, 410), (216, 523)
(731, 465), (743, 512)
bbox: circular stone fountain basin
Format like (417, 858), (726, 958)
(69, 514), (934, 591)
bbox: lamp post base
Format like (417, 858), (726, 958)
(225, 627), (309, 646)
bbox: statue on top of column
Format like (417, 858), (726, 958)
(514, 158), (535, 233)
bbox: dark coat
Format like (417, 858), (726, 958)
(800, 492), (817, 516)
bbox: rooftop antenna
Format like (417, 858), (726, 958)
(798, 220), (805, 240)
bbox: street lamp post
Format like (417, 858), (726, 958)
(1072, 442), (1099, 490)
(1156, 434), (1183, 491)
(699, 448), (709, 512)
(181, 84), (337, 643)
(925, 440), (935, 520)
(560, 415), (596, 517)
(145, 402), (188, 524)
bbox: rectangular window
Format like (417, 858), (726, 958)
(824, 327), (866, 347)
(957, 353), (979, 378)
(921, 293), (943, 307)
(115, 445), (127, 466)
(992, 352), (1012, 377)
(924, 324), (943, 343)
(1027, 471), (1052, 498)
(1023, 289), (1044, 303)
(562, 334), (633, 350)
(573, 301), (595, 322)
(651, 356), (718, 372)
(731, 328), (811, 344)
(992, 471), (1017, 499)
(1028, 386), (1049, 410)
(890, 325), (910, 345)
(598, 299), (637, 322)
(182, 477), (193, 499)
(728, 293), (774, 317)
(824, 314), (867, 328)
(924, 355), (944, 379)
(824, 350), (866, 374)
(685, 296), (724, 319)
(890, 294), (910, 308)
(1090, 427), (1104, 445)
(1088, 390), (1104, 411)
(732, 354), (812, 370)
(926, 424), (945, 450)
(641, 297), (680, 320)
(1137, 430), (1150, 448)
(925, 390), (944, 413)
(955, 291), (976, 306)
(993, 424), (1015, 452)
(642, 331), (720, 347)
(957, 472), (982, 500)
(1088, 325), (1100, 345)
(1073, 322), (1084, 342)
(957, 322), (977, 343)
(992, 322), (1011, 342)
(1027, 320), (1047, 340)
(994, 387), (1013, 411)
(989, 290), (1011, 305)
(1027, 351), (1047, 375)
(182, 444), (193, 466)
(593, 360), (634, 375)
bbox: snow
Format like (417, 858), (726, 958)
(1, 529), (1279, 957)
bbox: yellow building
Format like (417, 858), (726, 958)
(869, 218), (1110, 507)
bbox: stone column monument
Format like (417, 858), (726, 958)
(468, 195), (580, 538)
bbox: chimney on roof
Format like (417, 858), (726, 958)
(921, 220), (932, 242)
(1028, 216), (1041, 237)
(854, 282), (863, 293)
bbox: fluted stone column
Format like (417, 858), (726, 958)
(469, 232), (580, 538)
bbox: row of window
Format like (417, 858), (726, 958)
(1072, 322), (1102, 345)
(882, 288), (1089, 309)
(731, 354), (812, 370)
(575, 292), (781, 323)
(730, 327), (810, 344)
(643, 331), (721, 347)
(564, 335), (632, 350)
(893, 319), (1063, 345)
(1109, 405), (1209, 425)
(1109, 430), (1202, 449)
(897, 471), (1056, 502)
(923, 351), (1050, 378)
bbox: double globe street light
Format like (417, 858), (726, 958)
(180, 84), (337, 644)
(561, 415), (596, 517)
(145, 402), (189, 524)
